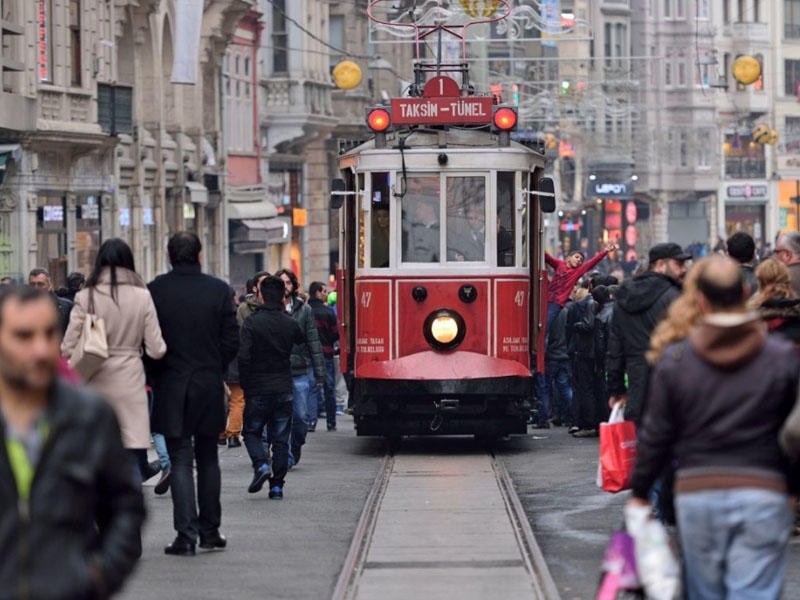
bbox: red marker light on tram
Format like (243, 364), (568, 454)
(367, 108), (391, 132)
(492, 107), (517, 131)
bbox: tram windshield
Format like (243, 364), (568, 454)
(401, 175), (440, 263)
(446, 176), (486, 262)
(361, 171), (524, 269)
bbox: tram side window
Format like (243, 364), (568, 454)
(497, 172), (515, 267)
(357, 173), (366, 268)
(401, 175), (440, 263)
(370, 172), (390, 268)
(445, 176), (486, 262)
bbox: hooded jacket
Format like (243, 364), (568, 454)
(606, 271), (681, 423)
(755, 297), (800, 352)
(630, 313), (799, 500)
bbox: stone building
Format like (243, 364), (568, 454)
(0, 0), (254, 285)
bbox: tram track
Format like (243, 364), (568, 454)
(332, 441), (560, 600)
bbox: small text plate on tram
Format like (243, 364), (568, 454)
(391, 97), (494, 126)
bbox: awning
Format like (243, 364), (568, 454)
(230, 216), (291, 253)
(0, 144), (21, 172)
(185, 181), (208, 204)
(228, 200), (278, 220)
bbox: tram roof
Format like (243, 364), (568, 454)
(339, 127), (543, 163)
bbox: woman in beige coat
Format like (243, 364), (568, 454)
(62, 238), (166, 481)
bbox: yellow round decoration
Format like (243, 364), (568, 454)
(768, 129), (779, 145)
(333, 60), (363, 90)
(752, 123), (770, 144)
(732, 55), (761, 86)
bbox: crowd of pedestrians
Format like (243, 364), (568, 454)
(0, 231), (346, 598)
(539, 232), (800, 598)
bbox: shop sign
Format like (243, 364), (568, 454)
(43, 205), (63, 222)
(726, 183), (768, 199)
(81, 204), (99, 220)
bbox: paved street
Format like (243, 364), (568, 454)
(119, 417), (800, 599)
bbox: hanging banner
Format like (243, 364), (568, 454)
(541, 0), (560, 48)
(171, 0), (204, 84)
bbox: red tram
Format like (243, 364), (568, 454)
(331, 3), (556, 438)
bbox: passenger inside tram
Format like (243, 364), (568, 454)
(371, 204), (390, 268)
(401, 177), (440, 263)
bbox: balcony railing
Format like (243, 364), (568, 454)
(724, 158), (766, 179)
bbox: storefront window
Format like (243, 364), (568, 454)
(36, 194), (67, 287)
(76, 195), (101, 275)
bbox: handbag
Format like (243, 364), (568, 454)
(596, 529), (644, 600)
(68, 288), (109, 381)
(598, 403), (637, 493)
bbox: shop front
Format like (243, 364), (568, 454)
(724, 182), (767, 243)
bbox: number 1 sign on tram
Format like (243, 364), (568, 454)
(391, 75), (494, 126)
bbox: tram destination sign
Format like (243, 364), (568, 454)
(391, 96), (494, 126)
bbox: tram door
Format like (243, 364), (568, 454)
(528, 169), (547, 373)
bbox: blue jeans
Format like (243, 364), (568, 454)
(544, 301), (562, 348)
(152, 433), (170, 470)
(310, 356), (337, 428)
(675, 488), (792, 600)
(545, 358), (574, 425)
(289, 368), (313, 462)
(243, 393), (293, 488)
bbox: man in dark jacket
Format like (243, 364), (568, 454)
(239, 276), (305, 499)
(28, 267), (73, 336)
(148, 232), (239, 556)
(275, 268), (325, 467)
(307, 280), (339, 432)
(628, 255), (799, 598)
(607, 242), (690, 423)
(0, 285), (144, 598)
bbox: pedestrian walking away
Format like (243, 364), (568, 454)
(628, 255), (799, 599)
(147, 232), (239, 557)
(238, 276), (306, 499)
(61, 238), (167, 483)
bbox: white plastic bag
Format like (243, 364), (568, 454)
(624, 504), (681, 600)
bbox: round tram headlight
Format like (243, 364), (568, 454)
(423, 309), (466, 351)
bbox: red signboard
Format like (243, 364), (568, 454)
(354, 280), (391, 372)
(495, 280), (530, 367)
(391, 96), (494, 125)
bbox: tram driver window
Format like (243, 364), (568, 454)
(497, 172), (515, 267)
(446, 176), (486, 262)
(401, 176), (440, 263)
(371, 172), (391, 268)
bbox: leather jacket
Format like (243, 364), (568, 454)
(0, 379), (145, 600)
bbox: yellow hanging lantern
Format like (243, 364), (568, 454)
(752, 123), (770, 144)
(732, 55), (761, 86)
(332, 60), (363, 90)
(459, 0), (501, 18)
(768, 129), (779, 145)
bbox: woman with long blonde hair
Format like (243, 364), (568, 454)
(749, 257), (800, 352)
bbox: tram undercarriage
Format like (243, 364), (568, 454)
(352, 376), (531, 437)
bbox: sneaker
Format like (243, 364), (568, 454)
(217, 438), (227, 446)
(568, 425), (580, 434)
(248, 464), (271, 493)
(307, 424), (316, 433)
(143, 460), (162, 481)
(572, 428), (598, 438)
(227, 436), (241, 448)
(268, 486), (283, 499)
(327, 424), (337, 432)
(154, 466), (171, 495)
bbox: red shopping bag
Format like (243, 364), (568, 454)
(599, 404), (637, 493)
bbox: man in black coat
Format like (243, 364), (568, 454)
(0, 285), (144, 598)
(607, 242), (689, 424)
(147, 232), (239, 556)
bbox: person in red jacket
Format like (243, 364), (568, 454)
(544, 242), (616, 339)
